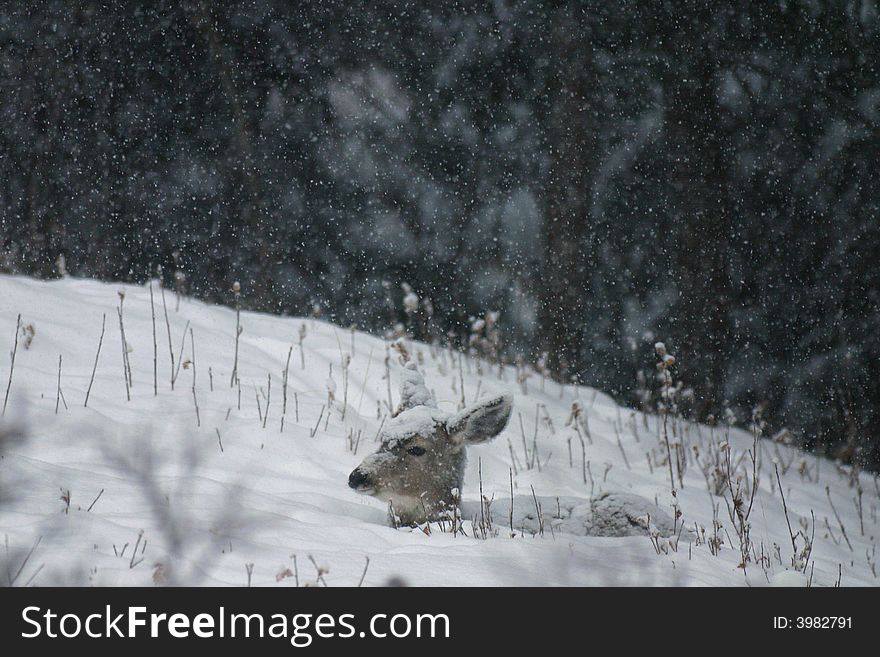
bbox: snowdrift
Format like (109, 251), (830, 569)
(0, 275), (875, 586)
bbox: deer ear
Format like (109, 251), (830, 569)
(446, 394), (513, 445)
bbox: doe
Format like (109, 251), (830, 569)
(348, 363), (512, 525)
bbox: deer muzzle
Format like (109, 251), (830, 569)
(348, 468), (374, 492)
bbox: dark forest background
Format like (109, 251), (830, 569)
(1, 1), (878, 466)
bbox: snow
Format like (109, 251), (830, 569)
(0, 274), (877, 587)
(379, 405), (444, 449)
(394, 362), (437, 413)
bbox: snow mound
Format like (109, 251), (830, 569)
(463, 492), (676, 538)
(586, 492), (676, 538)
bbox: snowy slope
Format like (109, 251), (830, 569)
(0, 274), (876, 586)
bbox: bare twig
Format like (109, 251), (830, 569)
(458, 352), (465, 410)
(160, 285), (175, 390)
(617, 436), (631, 470)
(84, 313), (106, 407)
(190, 327), (200, 428)
(357, 556), (370, 587)
(530, 485), (544, 537)
(826, 485), (854, 552)
(86, 488), (105, 512)
(118, 294), (133, 387)
(262, 373), (271, 429)
(282, 346), (292, 416)
(172, 320), (190, 386)
(129, 530), (144, 569)
(2, 314), (21, 416)
(775, 463), (798, 560)
(150, 280), (158, 396)
(310, 405), (325, 438)
(254, 384), (263, 424)
(54, 354), (62, 414)
(8, 535), (42, 586)
(23, 563), (44, 587)
(518, 412), (530, 470)
(478, 457), (486, 533)
(509, 468), (515, 536)
(307, 554), (328, 587)
(116, 306), (131, 402)
(230, 282), (241, 387)
(384, 344), (393, 412)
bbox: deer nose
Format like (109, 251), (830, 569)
(348, 468), (371, 490)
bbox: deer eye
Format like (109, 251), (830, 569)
(407, 446), (426, 457)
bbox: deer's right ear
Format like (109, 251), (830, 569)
(446, 394), (513, 446)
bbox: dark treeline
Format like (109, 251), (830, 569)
(1, 2), (878, 466)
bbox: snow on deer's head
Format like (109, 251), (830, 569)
(348, 362), (512, 525)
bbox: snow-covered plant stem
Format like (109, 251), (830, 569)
(229, 281), (241, 387)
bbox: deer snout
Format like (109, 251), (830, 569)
(348, 468), (373, 492)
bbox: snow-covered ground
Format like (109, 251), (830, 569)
(0, 275), (876, 586)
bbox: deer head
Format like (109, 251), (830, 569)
(348, 362), (512, 525)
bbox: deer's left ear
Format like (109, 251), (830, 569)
(447, 394), (513, 445)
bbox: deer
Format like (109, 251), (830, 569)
(348, 362), (512, 525)
(348, 363), (679, 538)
